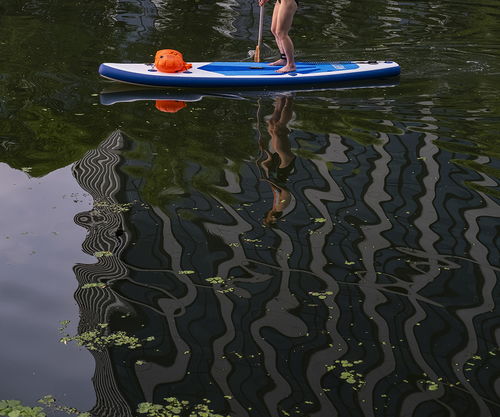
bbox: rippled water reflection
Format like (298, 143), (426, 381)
(1, 0), (499, 416)
(71, 90), (499, 416)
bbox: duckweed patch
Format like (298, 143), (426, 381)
(94, 200), (134, 214)
(137, 397), (229, 417)
(59, 323), (154, 351)
(38, 396), (89, 417)
(242, 238), (261, 243)
(326, 359), (365, 389)
(58, 320), (71, 332)
(464, 353), (489, 372)
(205, 276), (236, 294)
(205, 277), (224, 284)
(81, 282), (107, 289)
(425, 381), (440, 391)
(0, 398), (90, 417)
(93, 251), (113, 258)
(0, 400), (45, 417)
(308, 290), (333, 300)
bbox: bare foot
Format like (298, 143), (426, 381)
(268, 58), (287, 66)
(276, 64), (296, 73)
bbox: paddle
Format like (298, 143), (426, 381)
(254, 4), (265, 62)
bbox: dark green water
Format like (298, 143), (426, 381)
(1, 1), (499, 416)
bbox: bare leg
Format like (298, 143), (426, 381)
(268, 1), (286, 66)
(270, 0), (297, 72)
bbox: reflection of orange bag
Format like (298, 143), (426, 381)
(155, 100), (187, 113)
(154, 49), (192, 73)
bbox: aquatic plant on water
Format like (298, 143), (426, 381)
(0, 400), (46, 417)
(137, 398), (229, 417)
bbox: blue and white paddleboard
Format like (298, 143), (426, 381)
(99, 61), (400, 88)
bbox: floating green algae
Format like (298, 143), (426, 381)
(38, 396), (89, 417)
(326, 359), (365, 389)
(308, 290), (333, 300)
(93, 251), (113, 258)
(205, 276), (236, 294)
(205, 277), (225, 285)
(59, 323), (153, 351)
(81, 282), (107, 289)
(0, 397), (92, 417)
(94, 200), (134, 214)
(137, 397), (229, 417)
(0, 400), (46, 417)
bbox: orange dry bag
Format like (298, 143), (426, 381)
(154, 49), (192, 73)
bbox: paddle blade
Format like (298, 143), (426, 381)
(254, 45), (261, 63)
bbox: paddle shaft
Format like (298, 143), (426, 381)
(254, 5), (265, 62)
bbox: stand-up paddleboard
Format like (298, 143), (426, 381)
(99, 61), (400, 88)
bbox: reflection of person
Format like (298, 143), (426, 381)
(258, 95), (297, 227)
(258, 0), (298, 73)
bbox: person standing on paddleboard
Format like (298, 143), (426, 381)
(258, 0), (298, 73)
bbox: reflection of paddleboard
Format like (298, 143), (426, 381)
(99, 61), (400, 88)
(99, 85), (244, 106)
(99, 79), (399, 106)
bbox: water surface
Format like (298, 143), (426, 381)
(0, 1), (499, 416)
